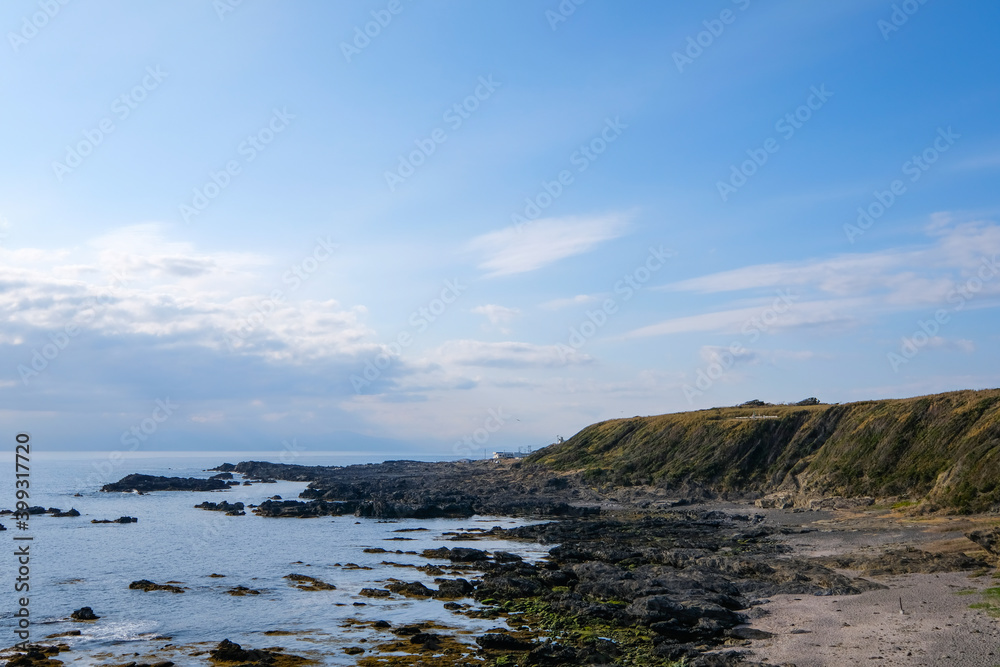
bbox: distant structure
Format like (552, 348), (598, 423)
(492, 451), (528, 460)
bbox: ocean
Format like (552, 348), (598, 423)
(0, 452), (551, 665)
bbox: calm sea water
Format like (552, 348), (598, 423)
(0, 453), (551, 665)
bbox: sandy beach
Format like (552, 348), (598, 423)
(739, 508), (1000, 666)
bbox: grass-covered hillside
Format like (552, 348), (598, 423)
(526, 389), (1000, 513)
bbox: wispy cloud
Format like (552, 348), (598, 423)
(467, 214), (629, 277)
(432, 339), (592, 368)
(629, 220), (1000, 338)
(538, 294), (603, 310)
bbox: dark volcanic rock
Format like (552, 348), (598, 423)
(70, 606), (99, 621)
(432, 578), (474, 599)
(210, 472), (234, 480)
(476, 633), (534, 651)
(421, 546), (489, 562)
(92, 516), (138, 524)
(195, 501), (245, 515)
(50, 508), (80, 517)
(102, 474), (229, 493)
(386, 581), (434, 597)
(209, 639), (275, 664)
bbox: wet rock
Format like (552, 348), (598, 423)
(50, 508), (80, 517)
(476, 633), (535, 651)
(359, 588), (391, 598)
(209, 639), (274, 664)
(70, 606), (99, 620)
(129, 580), (184, 593)
(493, 550), (523, 563)
(432, 578), (474, 599)
(225, 586), (261, 596)
(386, 581), (434, 597)
(284, 573), (335, 591)
(101, 474), (229, 493)
(195, 501), (245, 516)
(92, 517), (138, 524)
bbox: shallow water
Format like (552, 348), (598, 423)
(0, 453), (551, 665)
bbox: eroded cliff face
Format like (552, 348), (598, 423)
(530, 388), (1000, 512)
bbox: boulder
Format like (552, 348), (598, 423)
(70, 606), (99, 621)
(386, 581), (434, 597)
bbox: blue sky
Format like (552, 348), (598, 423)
(2, 0), (1000, 457)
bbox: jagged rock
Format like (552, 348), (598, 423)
(92, 516), (138, 524)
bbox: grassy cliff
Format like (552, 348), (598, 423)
(526, 388), (1000, 513)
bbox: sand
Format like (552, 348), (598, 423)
(737, 506), (1000, 666)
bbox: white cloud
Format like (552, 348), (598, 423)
(467, 214), (629, 277)
(0, 223), (377, 364)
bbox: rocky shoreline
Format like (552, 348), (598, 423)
(8, 459), (997, 667)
